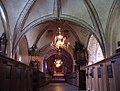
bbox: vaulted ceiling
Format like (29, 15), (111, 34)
(0, 0), (119, 58)
(27, 19), (91, 55)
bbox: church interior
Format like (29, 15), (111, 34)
(0, 0), (120, 91)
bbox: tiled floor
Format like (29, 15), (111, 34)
(40, 82), (86, 91)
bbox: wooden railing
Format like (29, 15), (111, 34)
(65, 72), (78, 86)
(65, 53), (120, 91)
(86, 52), (120, 91)
(0, 54), (51, 91)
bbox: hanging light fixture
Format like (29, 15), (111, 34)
(54, 58), (63, 68)
(53, 49), (63, 68)
(51, 27), (70, 49)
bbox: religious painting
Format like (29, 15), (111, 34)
(98, 67), (102, 78)
(107, 65), (113, 78)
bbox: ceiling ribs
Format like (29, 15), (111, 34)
(53, 0), (61, 19)
(12, 0), (37, 56)
(83, 0), (106, 54)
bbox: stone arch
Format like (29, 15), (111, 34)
(105, 0), (119, 56)
(10, 0), (107, 58)
(14, 16), (97, 52)
(43, 48), (73, 73)
(12, 0), (37, 58)
(17, 36), (30, 65)
(83, 0), (105, 53)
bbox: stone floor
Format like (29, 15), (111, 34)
(40, 82), (86, 91)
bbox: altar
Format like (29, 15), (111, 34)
(52, 73), (65, 82)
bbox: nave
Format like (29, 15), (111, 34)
(40, 82), (84, 91)
(1, 49), (120, 91)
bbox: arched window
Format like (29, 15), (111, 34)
(87, 35), (104, 65)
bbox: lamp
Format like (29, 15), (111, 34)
(54, 59), (63, 68)
(54, 50), (63, 68)
(51, 27), (70, 49)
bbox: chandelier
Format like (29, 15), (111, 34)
(51, 27), (70, 49)
(54, 59), (63, 68)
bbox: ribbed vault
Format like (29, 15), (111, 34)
(0, 0), (119, 63)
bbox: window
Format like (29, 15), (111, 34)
(87, 35), (104, 65)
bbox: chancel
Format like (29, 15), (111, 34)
(0, 0), (120, 91)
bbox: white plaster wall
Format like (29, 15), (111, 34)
(24, 0), (54, 28)
(107, 1), (120, 56)
(37, 29), (51, 48)
(71, 24), (90, 47)
(26, 24), (47, 47)
(0, 17), (4, 36)
(2, 0), (28, 34)
(19, 36), (30, 65)
(91, 0), (114, 32)
(115, 15), (120, 49)
(61, 0), (93, 28)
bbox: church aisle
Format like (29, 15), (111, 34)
(40, 82), (86, 91)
